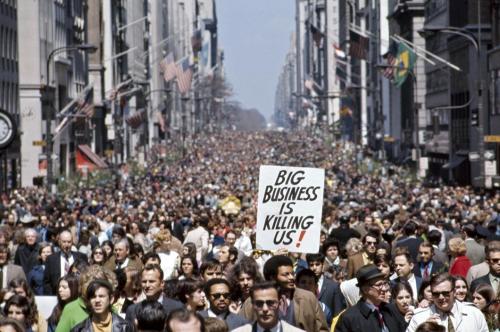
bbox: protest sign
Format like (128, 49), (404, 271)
(256, 165), (324, 253)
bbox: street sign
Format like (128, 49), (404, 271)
(32, 140), (46, 146)
(485, 135), (500, 143)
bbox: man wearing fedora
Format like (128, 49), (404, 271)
(335, 264), (406, 331)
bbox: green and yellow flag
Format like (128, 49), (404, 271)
(393, 42), (416, 87)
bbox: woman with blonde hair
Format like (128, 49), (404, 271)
(449, 237), (472, 278)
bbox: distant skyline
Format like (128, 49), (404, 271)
(217, 0), (294, 121)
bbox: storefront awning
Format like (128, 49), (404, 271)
(77, 145), (108, 169)
(443, 156), (466, 170)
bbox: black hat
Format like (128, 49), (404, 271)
(356, 264), (385, 286)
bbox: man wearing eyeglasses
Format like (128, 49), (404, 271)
(470, 241), (500, 294)
(335, 264), (405, 331)
(198, 278), (248, 330)
(347, 232), (378, 279)
(407, 273), (488, 332)
(240, 255), (328, 332)
(233, 281), (305, 332)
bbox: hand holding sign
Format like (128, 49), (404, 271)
(256, 165), (325, 253)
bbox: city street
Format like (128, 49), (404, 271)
(0, 1), (500, 332)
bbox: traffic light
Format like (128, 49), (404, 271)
(470, 108), (479, 127)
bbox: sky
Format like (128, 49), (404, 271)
(217, 0), (294, 120)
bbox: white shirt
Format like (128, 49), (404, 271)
(158, 251), (179, 280)
(60, 253), (74, 277)
(318, 275), (324, 293)
(407, 274), (418, 300)
(235, 235), (253, 256)
(406, 301), (488, 332)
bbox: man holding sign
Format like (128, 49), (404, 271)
(256, 165), (325, 253)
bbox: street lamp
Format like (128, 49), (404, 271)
(418, 26), (485, 188)
(45, 43), (97, 193)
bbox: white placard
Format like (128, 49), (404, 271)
(256, 165), (325, 253)
(35, 296), (58, 319)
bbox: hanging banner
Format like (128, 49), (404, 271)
(256, 165), (324, 253)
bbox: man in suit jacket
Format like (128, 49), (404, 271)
(183, 216), (209, 262)
(14, 228), (40, 275)
(240, 255), (328, 332)
(306, 253), (346, 316)
(393, 221), (422, 263)
(413, 242), (445, 281)
(198, 278), (248, 330)
(0, 244), (26, 288)
(103, 239), (143, 271)
(463, 225), (486, 265)
(125, 264), (183, 324)
(234, 281), (305, 332)
(391, 248), (422, 300)
(470, 240), (500, 293)
(43, 230), (87, 295)
(335, 265), (406, 332)
(347, 232), (378, 279)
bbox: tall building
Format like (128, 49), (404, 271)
(17, 0), (91, 188)
(0, 0), (19, 189)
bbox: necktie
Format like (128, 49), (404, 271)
(0, 267), (3, 289)
(278, 294), (288, 317)
(423, 264), (430, 279)
(447, 315), (455, 332)
(374, 307), (384, 328)
(263, 330), (271, 332)
(63, 254), (70, 274)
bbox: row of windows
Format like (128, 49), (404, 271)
(0, 0), (16, 18)
(0, 25), (17, 62)
(0, 80), (18, 114)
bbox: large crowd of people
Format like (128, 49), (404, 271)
(0, 131), (498, 332)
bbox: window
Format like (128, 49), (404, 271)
(493, 70), (500, 115)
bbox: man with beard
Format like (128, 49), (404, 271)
(240, 255), (328, 332)
(407, 273), (488, 332)
(198, 278), (248, 330)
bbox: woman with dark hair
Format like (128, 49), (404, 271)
(101, 240), (114, 259)
(453, 275), (469, 302)
(0, 318), (26, 332)
(227, 257), (263, 313)
(7, 277), (46, 331)
(27, 242), (52, 295)
(374, 253), (392, 302)
(4, 295), (36, 332)
(89, 246), (107, 265)
(178, 255), (199, 280)
(389, 281), (415, 328)
(182, 242), (197, 260)
(48, 274), (80, 332)
(472, 283), (495, 312)
(113, 267), (141, 316)
(176, 278), (206, 312)
(417, 280), (433, 308)
(133, 243), (144, 260)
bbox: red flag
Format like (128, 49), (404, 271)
(175, 57), (193, 94)
(160, 53), (176, 82)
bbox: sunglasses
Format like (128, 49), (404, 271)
(432, 290), (453, 298)
(489, 258), (500, 264)
(253, 300), (279, 309)
(211, 292), (230, 300)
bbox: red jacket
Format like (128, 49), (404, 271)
(450, 255), (472, 278)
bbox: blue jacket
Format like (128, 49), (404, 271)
(27, 264), (45, 296)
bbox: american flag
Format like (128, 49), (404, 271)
(175, 57), (193, 94)
(126, 110), (147, 129)
(160, 52), (177, 82)
(349, 30), (369, 60)
(383, 41), (399, 80)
